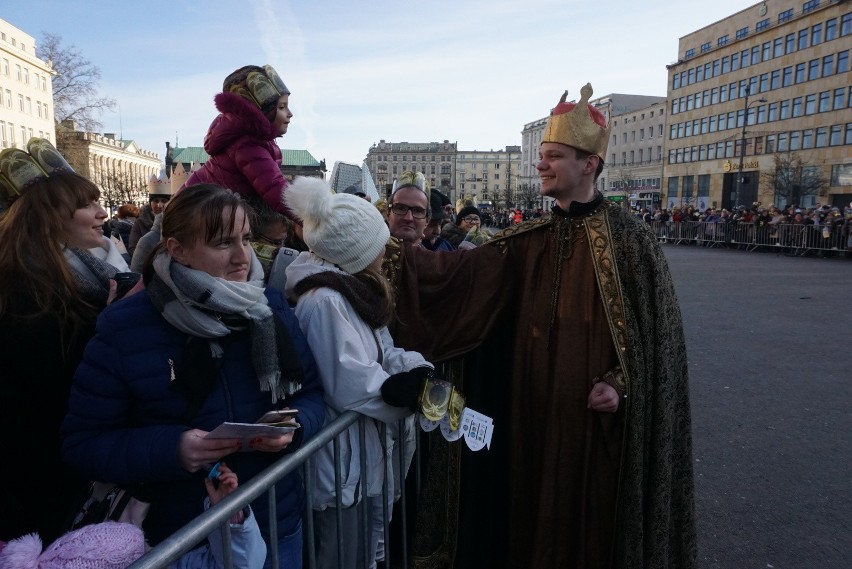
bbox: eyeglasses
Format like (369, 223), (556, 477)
(462, 215), (480, 223)
(390, 203), (428, 219)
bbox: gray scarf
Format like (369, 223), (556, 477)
(147, 250), (301, 403)
(64, 247), (119, 306)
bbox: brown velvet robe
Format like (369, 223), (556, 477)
(386, 197), (695, 569)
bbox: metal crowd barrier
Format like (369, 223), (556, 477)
(128, 411), (413, 569)
(648, 220), (851, 255)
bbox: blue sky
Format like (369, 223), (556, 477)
(4, 0), (751, 168)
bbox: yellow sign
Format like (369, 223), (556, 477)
(722, 160), (759, 172)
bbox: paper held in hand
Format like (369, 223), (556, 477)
(206, 409), (300, 440)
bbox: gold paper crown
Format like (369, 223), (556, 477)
(0, 138), (75, 204)
(391, 170), (430, 200)
(542, 83), (611, 160)
(147, 174), (172, 197)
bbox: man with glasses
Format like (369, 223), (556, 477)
(387, 171), (431, 244)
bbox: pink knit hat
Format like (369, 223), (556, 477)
(0, 522), (145, 569)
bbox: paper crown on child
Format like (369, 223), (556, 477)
(0, 138), (75, 204)
(541, 83), (611, 161)
(391, 171), (430, 200)
(223, 64), (290, 116)
(146, 174), (173, 200)
(0, 522), (145, 569)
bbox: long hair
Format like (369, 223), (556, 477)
(144, 183), (246, 276)
(0, 172), (102, 329)
(354, 265), (395, 328)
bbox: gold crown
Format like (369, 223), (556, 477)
(542, 83), (611, 160)
(0, 138), (75, 204)
(391, 170), (430, 200)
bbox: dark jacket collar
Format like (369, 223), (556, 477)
(551, 191), (604, 218)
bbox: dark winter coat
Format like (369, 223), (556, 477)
(128, 205), (155, 256)
(61, 287), (324, 545)
(185, 92), (291, 218)
(0, 291), (92, 543)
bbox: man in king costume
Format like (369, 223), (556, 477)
(383, 84), (696, 568)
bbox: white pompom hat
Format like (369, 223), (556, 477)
(284, 176), (389, 274)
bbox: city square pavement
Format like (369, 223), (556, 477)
(662, 244), (851, 568)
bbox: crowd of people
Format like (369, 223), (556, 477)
(0, 72), (696, 569)
(635, 202), (852, 254)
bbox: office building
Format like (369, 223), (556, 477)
(664, 0), (851, 209)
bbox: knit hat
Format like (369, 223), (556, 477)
(284, 176), (389, 274)
(0, 522), (146, 569)
(456, 206), (480, 225)
(428, 191), (446, 224)
(223, 64), (290, 117)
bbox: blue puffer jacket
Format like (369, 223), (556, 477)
(61, 288), (324, 546)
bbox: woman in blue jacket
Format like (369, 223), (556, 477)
(62, 184), (324, 568)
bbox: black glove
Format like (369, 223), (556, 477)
(381, 366), (433, 412)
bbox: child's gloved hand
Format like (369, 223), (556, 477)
(380, 366), (433, 412)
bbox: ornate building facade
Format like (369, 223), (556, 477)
(365, 139), (457, 200)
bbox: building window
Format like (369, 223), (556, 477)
(756, 18), (770, 32)
(783, 66), (793, 86)
(786, 33), (796, 54)
(834, 87), (846, 109)
(792, 97), (804, 117)
(808, 58), (820, 80)
(805, 94), (816, 114)
(795, 62), (806, 83)
(802, 0), (819, 15)
(819, 91), (831, 112)
(701, 42), (711, 53)
(790, 131), (801, 150)
(685, 48), (695, 59)
(780, 100), (791, 119)
(828, 124), (841, 146)
(798, 28), (809, 49)
(778, 9), (793, 23)
(822, 54), (834, 76)
(774, 38), (784, 58)
(838, 50), (849, 73)
(722, 56), (730, 74)
(825, 18), (838, 41)
(815, 127), (828, 147)
(846, 124), (852, 145)
(843, 13), (852, 36)
(811, 23), (823, 45)
(736, 26), (749, 39)
(717, 35), (729, 47)
(762, 41), (772, 62)
(802, 129), (814, 148)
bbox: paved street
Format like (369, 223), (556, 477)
(663, 245), (851, 568)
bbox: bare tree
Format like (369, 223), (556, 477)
(93, 169), (147, 212)
(38, 33), (116, 133)
(760, 152), (829, 207)
(516, 183), (540, 209)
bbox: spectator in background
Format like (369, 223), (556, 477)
(129, 176), (172, 256)
(111, 203), (139, 262)
(387, 171), (430, 245)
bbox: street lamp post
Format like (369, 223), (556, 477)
(734, 85), (767, 208)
